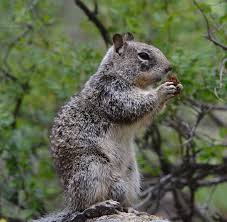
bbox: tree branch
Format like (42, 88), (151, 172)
(138, 162), (227, 211)
(188, 98), (227, 111)
(3, 24), (33, 72)
(74, 0), (111, 46)
(10, 82), (30, 129)
(193, 0), (227, 51)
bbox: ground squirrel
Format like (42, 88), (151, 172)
(35, 32), (182, 221)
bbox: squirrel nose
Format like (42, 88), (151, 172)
(165, 65), (172, 73)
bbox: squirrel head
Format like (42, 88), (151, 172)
(110, 32), (172, 88)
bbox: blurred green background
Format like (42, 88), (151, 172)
(0, 0), (226, 221)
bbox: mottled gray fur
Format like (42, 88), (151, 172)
(34, 33), (181, 221)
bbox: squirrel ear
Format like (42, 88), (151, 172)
(112, 33), (123, 53)
(123, 32), (134, 41)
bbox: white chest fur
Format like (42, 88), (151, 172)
(100, 114), (152, 168)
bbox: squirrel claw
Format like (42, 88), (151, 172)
(175, 83), (183, 95)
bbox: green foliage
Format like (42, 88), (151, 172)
(0, 0), (226, 220)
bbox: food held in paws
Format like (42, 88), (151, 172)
(167, 74), (182, 94)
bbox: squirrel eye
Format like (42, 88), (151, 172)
(138, 52), (150, 60)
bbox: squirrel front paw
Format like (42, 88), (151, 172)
(157, 81), (182, 102)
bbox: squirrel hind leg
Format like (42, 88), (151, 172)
(110, 179), (128, 204)
(66, 157), (112, 211)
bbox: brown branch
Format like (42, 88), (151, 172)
(74, 0), (111, 46)
(188, 98), (227, 111)
(10, 81), (30, 129)
(1, 24), (33, 128)
(140, 123), (172, 174)
(181, 192), (213, 222)
(1, 24), (33, 84)
(93, 0), (98, 15)
(166, 117), (192, 140)
(213, 212), (227, 222)
(197, 176), (227, 187)
(0, 67), (18, 82)
(172, 189), (191, 222)
(11, 96), (23, 128)
(138, 162), (227, 211)
(3, 24), (33, 72)
(193, 0), (227, 51)
(209, 112), (227, 127)
(219, 57), (227, 88)
(182, 107), (208, 151)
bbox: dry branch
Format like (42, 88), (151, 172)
(193, 0), (227, 51)
(74, 0), (111, 46)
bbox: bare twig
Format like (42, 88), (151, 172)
(93, 0), (98, 15)
(172, 189), (191, 222)
(142, 123), (171, 174)
(219, 57), (227, 88)
(213, 212), (227, 222)
(197, 176), (227, 187)
(74, 0), (111, 46)
(10, 81), (30, 129)
(188, 98), (227, 111)
(183, 107), (208, 147)
(209, 112), (227, 127)
(1, 25), (32, 129)
(193, 0), (227, 51)
(0, 67), (18, 82)
(166, 117), (192, 140)
(3, 24), (33, 72)
(138, 162), (227, 211)
(1, 25), (32, 83)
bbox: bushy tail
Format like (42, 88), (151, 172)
(32, 209), (74, 222)
(32, 200), (121, 222)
